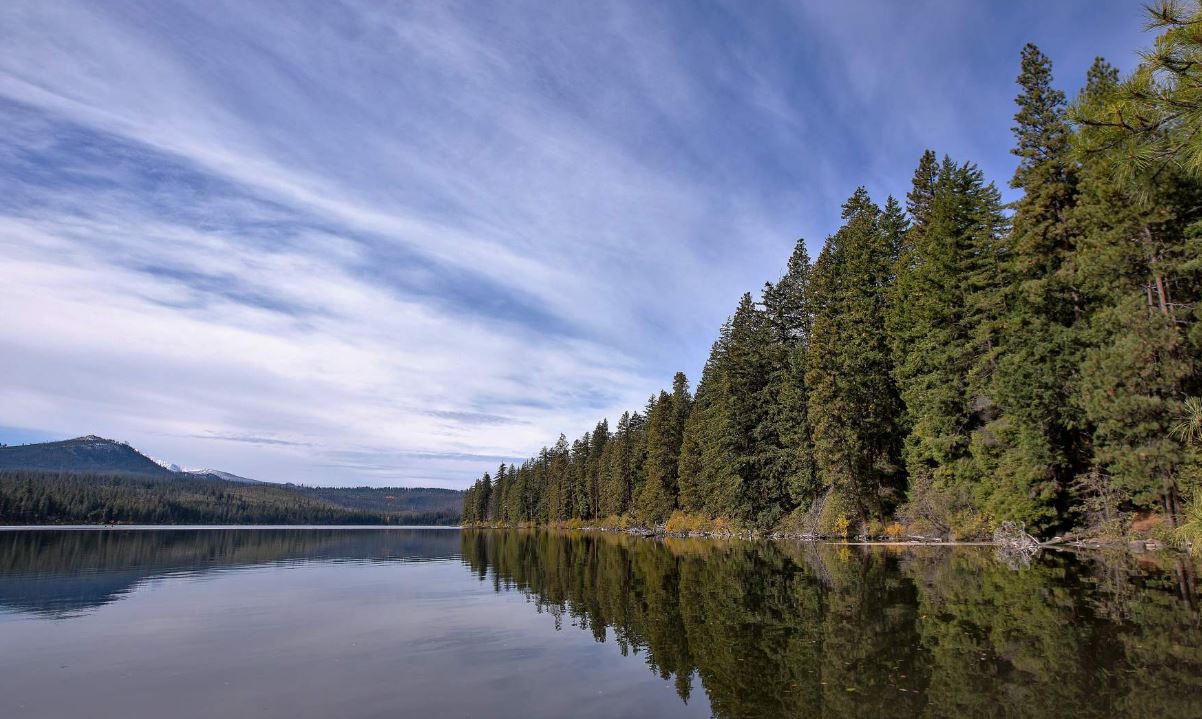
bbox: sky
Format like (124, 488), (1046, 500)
(0, 0), (1149, 488)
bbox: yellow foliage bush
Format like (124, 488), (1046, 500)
(815, 492), (857, 536)
(664, 512), (736, 534)
(834, 515), (851, 537)
(664, 511), (698, 533)
(884, 522), (905, 540)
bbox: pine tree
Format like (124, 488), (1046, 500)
(678, 323), (737, 515)
(587, 420), (610, 520)
(1072, 54), (1202, 523)
(477, 472), (492, 523)
(806, 188), (905, 525)
(888, 154), (1009, 532)
(489, 463), (507, 522)
(571, 432), (591, 518)
(718, 293), (783, 526)
(1071, 1), (1202, 180)
(761, 240), (817, 514)
(987, 43), (1084, 531)
(637, 391), (677, 523)
(601, 411), (642, 517)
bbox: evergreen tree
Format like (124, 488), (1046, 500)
(587, 420), (610, 520)
(720, 293), (781, 526)
(637, 391), (678, 523)
(888, 154), (1008, 531)
(987, 43), (1084, 530)
(761, 241), (818, 517)
(678, 321), (737, 516)
(571, 432), (591, 519)
(600, 411), (643, 517)
(1072, 55), (1202, 522)
(1071, 1), (1202, 180)
(477, 472), (492, 523)
(489, 463), (506, 522)
(806, 188), (905, 524)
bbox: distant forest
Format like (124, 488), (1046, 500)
(465, 5), (1202, 540)
(0, 470), (461, 525)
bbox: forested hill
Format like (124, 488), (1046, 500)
(464, 7), (1202, 542)
(0, 437), (463, 525)
(0, 436), (174, 476)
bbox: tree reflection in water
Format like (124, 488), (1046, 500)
(461, 530), (1202, 719)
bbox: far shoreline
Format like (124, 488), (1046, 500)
(0, 524), (462, 531)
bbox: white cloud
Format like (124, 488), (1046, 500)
(0, 0), (1148, 486)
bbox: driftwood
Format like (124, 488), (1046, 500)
(994, 521), (1040, 549)
(993, 521), (1042, 568)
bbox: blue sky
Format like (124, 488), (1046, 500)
(0, 1), (1147, 487)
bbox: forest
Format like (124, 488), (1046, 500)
(0, 470), (459, 525)
(464, 5), (1202, 541)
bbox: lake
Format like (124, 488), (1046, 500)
(0, 528), (1199, 718)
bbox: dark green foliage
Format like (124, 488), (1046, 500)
(635, 376), (692, 523)
(1070, 2), (1202, 181)
(763, 241), (817, 510)
(888, 154), (1009, 531)
(678, 322), (738, 516)
(982, 43), (1085, 530)
(806, 189), (905, 522)
(1070, 50), (1202, 522)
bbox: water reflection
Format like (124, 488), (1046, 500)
(460, 530), (1202, 718)
(0, 528), (460, 617)
(1, 528), (1199, 718)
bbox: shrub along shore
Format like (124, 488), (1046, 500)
(463, 514), (1178, 555)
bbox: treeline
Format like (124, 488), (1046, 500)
(466, 6), (1202, 537)
(0, 470), (453, 525)
(292, 485), (462, 524)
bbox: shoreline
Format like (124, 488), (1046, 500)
(0, 524), (461, 531)
(0, 524), (1183, 555)
(463, 523), (1188, 554)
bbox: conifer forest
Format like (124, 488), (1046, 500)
(465, 6), (1202, 541)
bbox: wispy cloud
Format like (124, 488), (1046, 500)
(186, 433), (312, 447)
(424, 411), (530, 427)
(0, 0), (1145, 486)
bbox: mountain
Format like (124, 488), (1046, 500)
(0, 436), (263, 484)
(0, 436), (174, 477)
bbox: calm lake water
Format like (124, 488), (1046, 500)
(0, 528), (1200, 718)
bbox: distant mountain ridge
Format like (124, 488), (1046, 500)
(0, 436), (463, 524)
